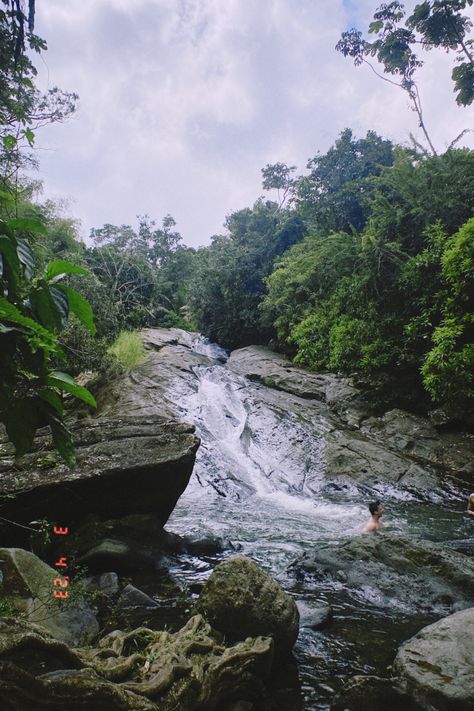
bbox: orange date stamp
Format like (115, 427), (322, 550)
(52, 525), (69, 599)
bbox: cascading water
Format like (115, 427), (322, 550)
(165, 334), (472, 710)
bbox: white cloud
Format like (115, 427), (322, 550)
(33, 0), (474, 246)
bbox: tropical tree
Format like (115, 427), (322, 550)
(0, 0), (95, 465)
(188, 200), (306, 347)
(336, 1), (474, 154)
(294, 129), (395, 233)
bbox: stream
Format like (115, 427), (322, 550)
(164, 335), (472, 710)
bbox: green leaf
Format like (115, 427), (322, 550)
(49, 415), (76, 467)
(16, 238), (35, 279)
(38, 387), (64, 416)
(45, 259), (89, 282)
(0, 234), (20, 280)
(30, 282), (64, 331)
(56, 284), (96, 334)
(2, 399), (39, 457)
(8, 217), (47, 235)
(50, 285), (69, 322)
(24, 128), (35, 147)
(0, 190), (15, 206)
(0, 297), (58, 348)
(47, 371), (97, 408)
(3, 135), (17, 150)
(368, 20), (383, 33)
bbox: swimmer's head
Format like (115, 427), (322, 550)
(468, 493), (474, 511)
(369, 500), (383, 516)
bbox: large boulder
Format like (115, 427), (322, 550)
(289, 534), (474, 614)
(322, 428), (436, 489)
(194, 555), (299, 661)
(0, 548), (98, 646)
(393, 607), (474, 710)
(0, 416), (199, 536)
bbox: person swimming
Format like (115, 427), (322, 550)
(467, 493), (474, 516)
(362, 500), (385, 533)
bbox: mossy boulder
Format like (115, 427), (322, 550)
(194, 555), (299, 662)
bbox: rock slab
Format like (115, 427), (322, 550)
(0, 416), (199, 534)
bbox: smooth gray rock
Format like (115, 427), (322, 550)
(393, 607), (474, 710)
(82, 572), (120, 598)
(194, 555), (299, 661)
(227, 346), (359, 405)
(0, 548), (98, 647)
(299, 605), (333, 630)
(78, 538), (153, 573)
(225, 345), (474, 493)
(117, 584), (158, 609)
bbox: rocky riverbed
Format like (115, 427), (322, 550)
(1, 327), (473, 710)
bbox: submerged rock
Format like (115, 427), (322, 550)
(393, 607), (474, 710)
(194, 555), (299, 661)
(289, 534), (474, 614)
(330, 675), (422, 711)
(299, 605), (333, 631)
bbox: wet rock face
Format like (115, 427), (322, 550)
(0, 416), (199, 536)
(289, 534), (474, 615)
(194, 555), (300, 661)
(225, 345), (474, 494)
(393, 607), (474, 711)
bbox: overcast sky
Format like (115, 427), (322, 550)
(34, 0), (473, 247)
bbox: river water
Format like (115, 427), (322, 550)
(165, 335), (471, 710)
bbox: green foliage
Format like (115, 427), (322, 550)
(0, 598), (16, 617)
(0, 208), (97, 465)
(107, 331), (146, 371)
(188, 200), (306, 348)
(421, 218), (474, 408)
(295, 129), (395, 233)
(261, 138), (474, 417)
(0, 1), (78, 181)
(421, 316), (474, 404)
(85, 216), (194, 334)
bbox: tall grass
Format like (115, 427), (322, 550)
(107, 331), (146, 371)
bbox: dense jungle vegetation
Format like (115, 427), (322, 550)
(1, 0), (473, 466)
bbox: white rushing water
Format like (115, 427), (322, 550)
(164, 334), (472, 711)
(168, 336), (367, 564)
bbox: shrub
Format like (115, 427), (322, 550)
(107, 331), (146, 371)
